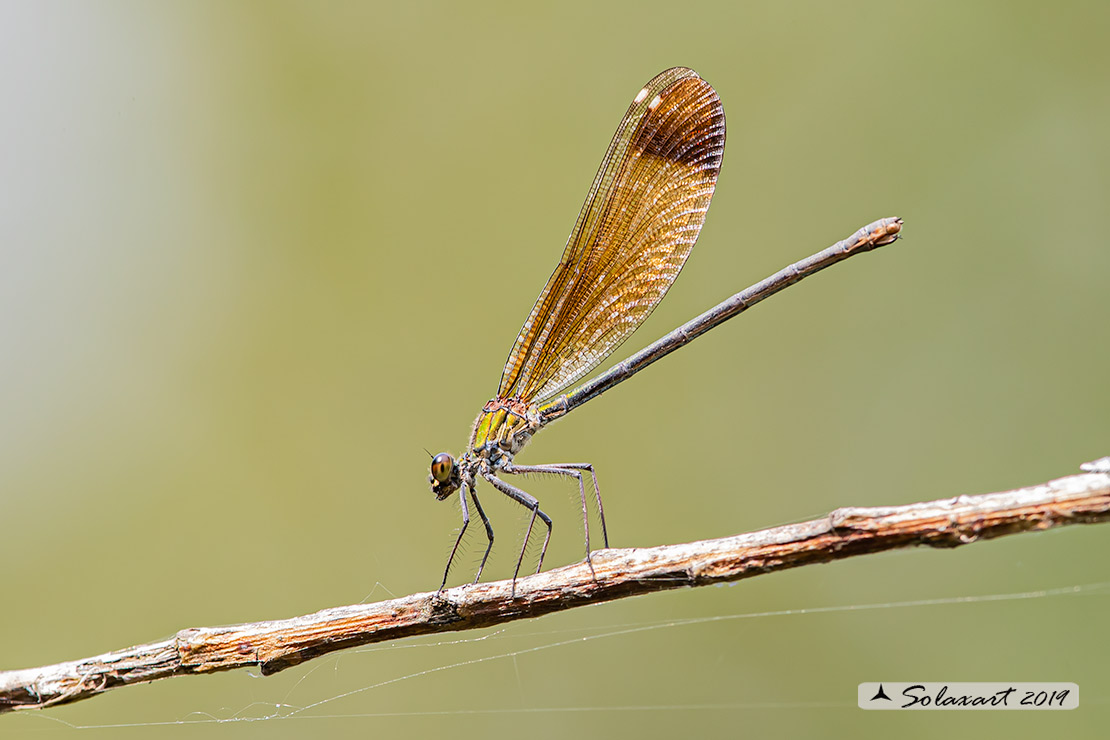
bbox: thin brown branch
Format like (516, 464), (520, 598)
(2, 457), (1108, 714)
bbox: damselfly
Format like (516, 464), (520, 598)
(428, 67), (901, 592)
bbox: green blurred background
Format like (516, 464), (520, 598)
(3, 1), (1108, 736)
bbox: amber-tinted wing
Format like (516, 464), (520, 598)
(497, 67), (726, 404)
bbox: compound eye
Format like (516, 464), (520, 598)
(430, 453), (454, 484)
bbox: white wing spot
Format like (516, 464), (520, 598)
(633, 87), (649, 104)
(648, 94), (662, 111)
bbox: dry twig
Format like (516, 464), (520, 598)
(2, 457), (1108, 714)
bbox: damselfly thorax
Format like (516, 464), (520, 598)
(429, 398), (541, 501)
(471, 397), (538, 460)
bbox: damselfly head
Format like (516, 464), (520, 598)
(429, 452), (460, 500)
